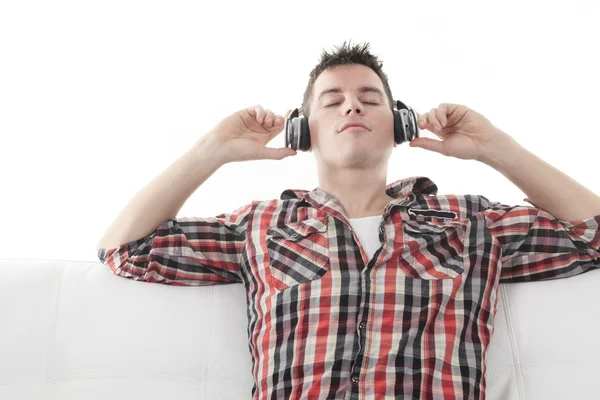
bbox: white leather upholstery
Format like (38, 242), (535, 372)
(1, 258), (599, 399)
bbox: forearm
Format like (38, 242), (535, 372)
(480, 134), (600, 222)
(96, 135), (225, 251)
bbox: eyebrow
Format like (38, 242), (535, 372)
(317, 86), (384, 101)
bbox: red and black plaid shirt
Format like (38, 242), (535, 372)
(98, 176), (600, 399)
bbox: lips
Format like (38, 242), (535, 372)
(340, 121), (369, 132)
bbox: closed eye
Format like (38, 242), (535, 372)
(325, 102), (378, 108)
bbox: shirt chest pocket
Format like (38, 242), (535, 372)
(400, 215), (466, 280)
(266, 217), (330, 291)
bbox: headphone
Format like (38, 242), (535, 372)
(284, 99), (420, 152)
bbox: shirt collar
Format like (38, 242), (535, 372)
(279, 176), (438, 218)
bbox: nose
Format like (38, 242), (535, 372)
(341, 94), (364, 115)
(345, 107), (363, 115)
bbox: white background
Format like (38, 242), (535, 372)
(1, 0), (598, 262)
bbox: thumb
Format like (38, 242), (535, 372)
(261, 147), (297, 160)
(409, 138), (444, 154)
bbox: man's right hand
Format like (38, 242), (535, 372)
(202, 105), (298, 164)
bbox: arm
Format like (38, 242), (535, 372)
(480, 134), (600, 223)
(479, 134), (600, 283)
(96, 134), (255, 286)
(96, 135), (225, 252)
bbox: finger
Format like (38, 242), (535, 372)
(263, 109), (275, 127)
(245, 105), (257, 118)
(276, 110), (290, 124)
(273, 109), (293, 126)
(262, 146), (297, 160)
(429, 108), (442, 132)
(409, 137), (445, 154)
(418, 112), (429, 129)
(436, 104), (448, 129)
(255, 105), (265, 124)
(247, 104), (263, 119)
(420, 113), (434, 131)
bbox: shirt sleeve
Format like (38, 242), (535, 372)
(479, 196), (600, 283)
(97, 202), (255, 286)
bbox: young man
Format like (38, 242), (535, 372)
(97, 40), (600, 399)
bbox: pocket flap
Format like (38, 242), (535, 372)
(266, 217), (328, 241)
(408, 207), (457, 220)
(404, 220), (456, 234)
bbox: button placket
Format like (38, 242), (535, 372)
(351, 320), (368, 386)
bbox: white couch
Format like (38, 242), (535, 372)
(1, 258), (599, 399)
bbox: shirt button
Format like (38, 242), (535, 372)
(351, 374), (359, 383)
(359, 321), (366, 330)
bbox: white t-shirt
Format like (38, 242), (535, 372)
(347, 214), (383, 264)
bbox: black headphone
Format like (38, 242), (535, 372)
(284, 99), (420, 151)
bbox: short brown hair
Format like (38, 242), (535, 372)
(300, 40), (395, 118)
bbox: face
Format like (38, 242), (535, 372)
(307, 64), (396, 169)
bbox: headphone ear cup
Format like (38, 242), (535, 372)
(393, 107), (405, 145)
(284, 108), (298, 150)
(287, 111), (310, 152)
(406, 108), (420, 142)
(393, 100), (420, 145)
(286, 108), (309, 151)
(299, 117), (311, 151)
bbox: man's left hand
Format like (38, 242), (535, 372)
(411, 103), (514, 162)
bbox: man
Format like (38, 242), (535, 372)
(97, 40), (600, 399)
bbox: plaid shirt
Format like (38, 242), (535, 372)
(98, 176), (600, 399)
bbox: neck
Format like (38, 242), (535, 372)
(317, 169), (393, 219)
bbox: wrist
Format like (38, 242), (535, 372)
(191, 133), (228, 167)
(478, 131), (521, 169)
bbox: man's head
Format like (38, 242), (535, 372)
(300, 40), (398, 171)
